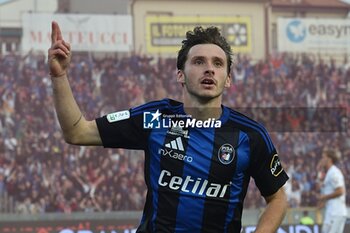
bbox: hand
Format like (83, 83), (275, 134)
(317, 199), (325, 209)
(48, 21), (71, 77)
(316, 194), (326, 208)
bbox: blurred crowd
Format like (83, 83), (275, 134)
(0, 50), (349, 213)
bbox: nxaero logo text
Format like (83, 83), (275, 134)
(143, 110), (222, 129)
(158, 137), (193, 163)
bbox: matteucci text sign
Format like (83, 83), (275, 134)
(21, 13), (133, 52)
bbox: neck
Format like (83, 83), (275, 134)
(325, 163), (333, 170)
(183, 95), (222, 120)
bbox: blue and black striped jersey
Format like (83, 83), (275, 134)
(96, 98), (289, 233)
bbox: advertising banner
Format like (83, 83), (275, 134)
(2, 220), (350, 233)
(21, 13), (133, 52)
(0, 218), (138, 233)
(277, 18), (350, 54)
(145, 15), (252, 53)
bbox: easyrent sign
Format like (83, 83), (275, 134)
(278, 18), (350, 54)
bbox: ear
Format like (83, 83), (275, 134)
(177, 70), (185, 84)
(224, 74), (231, 88)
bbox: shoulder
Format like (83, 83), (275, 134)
(225, 107), (270, 136)
(329, 165), (344, 177)
(224, 106), (275, 153)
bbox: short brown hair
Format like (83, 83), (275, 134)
(323, 149), (341, 164)
(177, 26), (233, 75)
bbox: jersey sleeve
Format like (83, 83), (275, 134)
(95, 109), (147, 150)
(249, 129), (289, 197)
(330, 169), (345, 189)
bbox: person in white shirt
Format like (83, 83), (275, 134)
(317, 149), (347, 233)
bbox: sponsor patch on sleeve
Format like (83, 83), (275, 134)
(270, 154), (283, 177)
(107, 110), (130, 123)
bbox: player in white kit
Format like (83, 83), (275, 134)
(317, 149), (347, 233)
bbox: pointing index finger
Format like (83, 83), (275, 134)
(51, 21), (63, 45)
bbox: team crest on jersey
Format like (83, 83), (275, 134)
(270, 154), (283, 177)
(218, 144), (235, 165)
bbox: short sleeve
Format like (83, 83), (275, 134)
(95, 109), (147, 150)
(249, 130), (289, 197)
(330, 169), (344, 189)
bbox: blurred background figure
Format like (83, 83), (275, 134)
(317, 149), (347, 233)
(300, 210), (315, 225)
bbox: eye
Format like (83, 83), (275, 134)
(214, 60), (223, 67)
(194, 59), (204, 65)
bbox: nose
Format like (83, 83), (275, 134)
(204, 63), (215, 76)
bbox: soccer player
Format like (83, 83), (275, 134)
(48, 21), (289, 233)
(317, 149), (347, 233)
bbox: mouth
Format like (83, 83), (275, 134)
(201, 78), (216, 86)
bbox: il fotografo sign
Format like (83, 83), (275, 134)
(21, 13), (133, 52)
(145, 15), (252, 53)
(277, 18), (350, 54)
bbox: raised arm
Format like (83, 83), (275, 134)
(48, 21), (102, 146)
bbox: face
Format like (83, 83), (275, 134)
(177, 44), (231, 103)
(320, 152), (331, 168)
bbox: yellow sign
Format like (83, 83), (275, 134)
(146, 16), (252, 54)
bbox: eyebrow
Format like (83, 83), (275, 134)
(191, 56), (225, 63)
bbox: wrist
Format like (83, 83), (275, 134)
(50, 71), (66, 78)
(323, 194), (329, 201)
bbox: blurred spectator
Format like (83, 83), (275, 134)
(0, 50), (349, 213)
(300, 210), (315, 225)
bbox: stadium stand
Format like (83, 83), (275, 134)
(0, 50), (349, 213)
